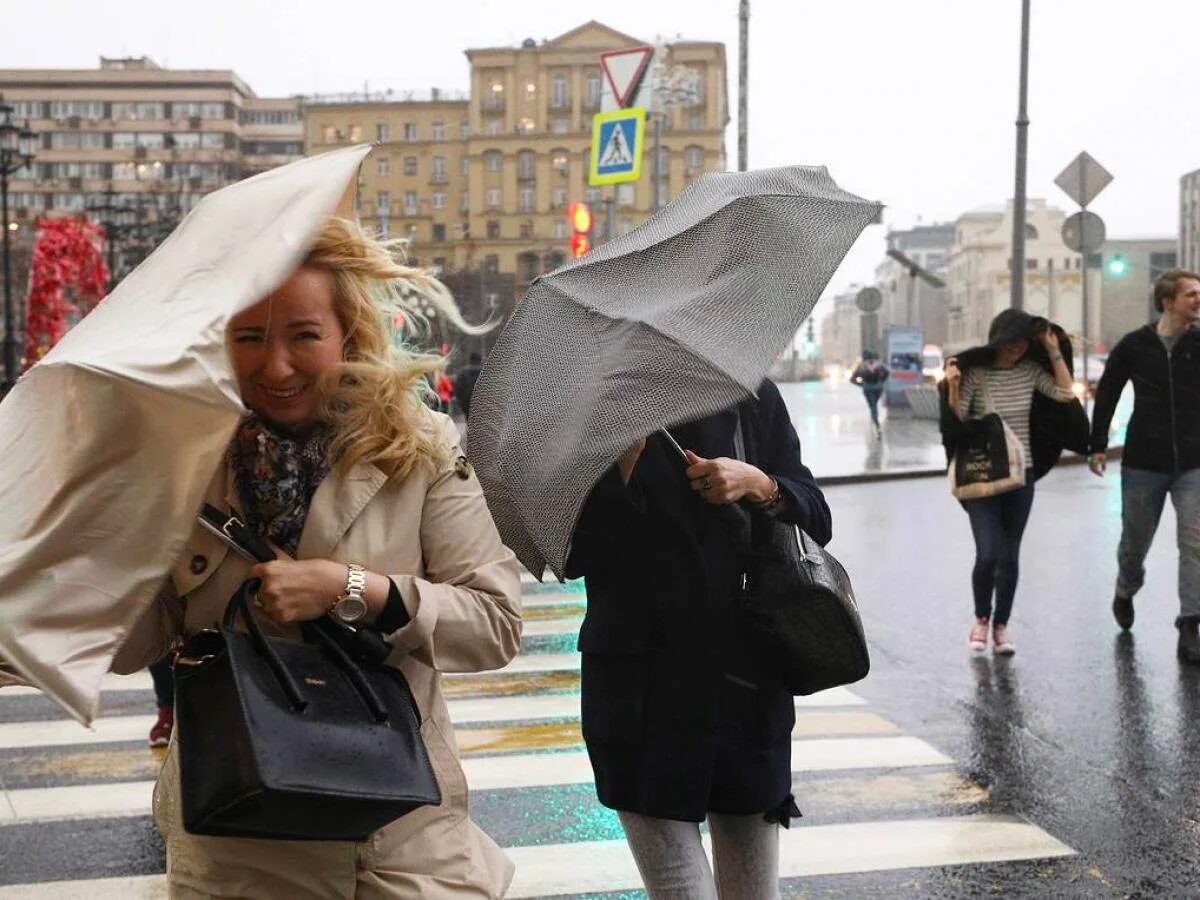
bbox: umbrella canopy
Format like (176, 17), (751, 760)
(0, 144), (371, 723)
(467, 166), (879, 581)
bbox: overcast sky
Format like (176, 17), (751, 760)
(11, 1), (1200, 315)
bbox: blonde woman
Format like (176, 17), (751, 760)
(114, 217), (522, 898)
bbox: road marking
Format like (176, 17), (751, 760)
(0, 814), (1071, 897)
(505, 815), (1073, 897)
(0, 736), (950, 824)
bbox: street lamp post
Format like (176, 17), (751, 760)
(0, 97), (36, 390)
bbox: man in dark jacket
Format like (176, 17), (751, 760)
(454, 352), (482, 419)
(1090, 269), (1200, 662)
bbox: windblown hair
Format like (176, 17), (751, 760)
(305, 216), (483, 482)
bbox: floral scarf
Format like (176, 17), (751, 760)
(228, 414), (333, 556)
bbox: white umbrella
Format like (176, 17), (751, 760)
(0, 144), (372, 724)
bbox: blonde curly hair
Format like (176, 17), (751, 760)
(304, 216), (483, 482)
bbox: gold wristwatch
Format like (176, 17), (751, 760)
(331, 563), (368, 624)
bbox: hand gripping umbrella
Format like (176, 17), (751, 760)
(467, 166), (880, 581)
(0, 145), (371, 723)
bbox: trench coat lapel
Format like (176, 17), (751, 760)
(295, 462), (389, 560)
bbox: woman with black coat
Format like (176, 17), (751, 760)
(565, 379), (831, 899)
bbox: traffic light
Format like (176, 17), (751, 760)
(568, 202), (592, 258)
(1106, 254), (1128, 277)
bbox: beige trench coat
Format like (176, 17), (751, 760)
(113, 416), (522, 899)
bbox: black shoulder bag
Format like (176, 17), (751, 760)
(174, 510), (440, 841)
(719, 414), (871, 696)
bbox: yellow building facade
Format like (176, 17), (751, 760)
(303, 20), (728, 292)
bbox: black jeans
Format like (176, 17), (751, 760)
(149, 655), (174, 709)
(960, 484), (1036, 625)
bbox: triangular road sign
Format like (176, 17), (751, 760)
(600, 46), (653, 108)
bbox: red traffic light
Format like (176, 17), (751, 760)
(568, 233), (590, 258)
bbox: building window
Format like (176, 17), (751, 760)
(432, 191), (446, 210)
(519, 188), (535, 212)
(486, 220), (500, 239)
(586, 73), (602, 108)
(12, 101), (43, 118)
(322, 125), (338, 144)
(1025, 258), (1038, 270)
(551, 149), (569, 175)
(200, 102), (226, 119)
(459, 193), (470, 213)
(200, 133), (226, 149)
(136, 132), (165, 148)
(432, 223), (446, 242)
(517, 150), (536, 180)
(404, 123), (417, 141)
(377, 191), (390, 214)
(432, 156), (446, 182)
(460, 120), (471, 139)
(617, 184), (635, 206)
(519, 252), (539, 282)
(689, 113), (704, 130)
(545, 251), (565, 271)
(520, 221), (534, 239)
(1025, 224), (1039, 239)
(485, 150), (503, 172)
(585, 187), (601, 203)
(432, 122), (445, 142)
(487, 188), (502, 209)
(461, 156), (470, 175)
(486, 120), (502, 137)
(404, 156), (417, 176)
(553, 119), (568, 134)
(551, 74), (569, 109)
(378, 157), (390, 176)
(404, 191), (418, 215)
(685, 146), (704, 168)
(554, 220), (568, 239)
(376, 122), (389, 141)
(484, 253), (499, 274)
(552, 187), (567, 209)
(50, 100), (105, 119)
(346, 124), (362, 142)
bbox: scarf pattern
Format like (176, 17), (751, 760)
(229, 415), (333, 556)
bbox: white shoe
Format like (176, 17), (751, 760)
(968, 619), (989, 653)
(992, 624), (1016, 656)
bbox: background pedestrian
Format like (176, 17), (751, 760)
(850, 351), (889, 434)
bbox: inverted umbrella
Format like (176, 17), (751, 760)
(0, 144), (371, 723)
(467, 166), (879, 581)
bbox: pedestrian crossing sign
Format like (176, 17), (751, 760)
(589, 107), (645, 186)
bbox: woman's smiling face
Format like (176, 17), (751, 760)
(227, 266), (345, 430)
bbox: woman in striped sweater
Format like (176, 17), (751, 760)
(944, 310), (1077, 655)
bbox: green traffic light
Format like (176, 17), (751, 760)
(1106, 255), (1128, 277)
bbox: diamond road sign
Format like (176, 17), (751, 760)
(588, 107), (645, 186)
(1054, 151), (1113, 208)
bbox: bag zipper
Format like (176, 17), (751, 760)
(1164, 336), (1180, 473)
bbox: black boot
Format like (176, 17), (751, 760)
(1113, 594), (1134, 630)
(1176, 616), (1200, 664)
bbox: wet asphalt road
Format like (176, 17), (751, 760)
(826, 464), (1200, 897)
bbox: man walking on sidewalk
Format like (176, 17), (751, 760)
(1090, 269), (1200, 662)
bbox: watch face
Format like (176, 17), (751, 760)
(334, 595), (369, 624)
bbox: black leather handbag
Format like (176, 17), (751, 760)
(174, 580), (441, 841)
(739, 514), (870, 696)
(726, 412), (869, 696)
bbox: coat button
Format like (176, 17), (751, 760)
(189, 555), (208, 575)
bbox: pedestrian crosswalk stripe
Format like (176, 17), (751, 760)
(519, 616), (581, 636)
(505, 814), (1073, 897)
(0, 814), (1071, 898)
(0, 689), (867, 751)
(0, 737), (952, 824)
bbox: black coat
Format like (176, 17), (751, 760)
(938, 310), (1089, 481)
(1090, 324), (1200, 473)
(564, 380), (831, 822)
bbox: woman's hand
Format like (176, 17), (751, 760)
(250, 552), (345, 624)
(944, 359), (961, 386)
(1039, 325), (1060, 352)
(684, 450), (775, 505)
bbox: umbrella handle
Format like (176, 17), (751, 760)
(657, 429), (689, 464)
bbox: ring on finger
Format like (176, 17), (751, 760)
(702, 476), (713, 490)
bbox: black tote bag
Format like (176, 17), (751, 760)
(174, 580), (441, 841)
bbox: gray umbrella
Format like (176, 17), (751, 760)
(467, 166), (880, 581)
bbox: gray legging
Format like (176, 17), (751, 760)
(618, 810), (781, 899)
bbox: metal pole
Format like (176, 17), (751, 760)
(906, 270), (916, 327)
(1010, 0), (1031, 310)
(652, 113), (663, 211)
(2, 170), (13, 386)
(738, 0), (749, 171)
(605, 194), (615, 243)
(1080, 163), (1090, 408)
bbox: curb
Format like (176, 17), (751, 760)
(817, 446), (1123, 488)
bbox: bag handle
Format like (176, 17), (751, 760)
(222, 581), (390, 722)
(224, 580), (309, 712)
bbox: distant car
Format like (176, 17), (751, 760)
(921, 345), (944, 384)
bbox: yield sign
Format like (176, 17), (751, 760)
(1054, 151), (1114, 209)
(600, 46), (653, 108)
